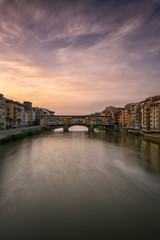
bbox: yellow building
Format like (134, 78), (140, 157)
(150, 97), (160, 132)
(5, 100), (22, 129)
(141, 96), (160, 132)
(140, 98), (152, 132)
(123, 105), (130, 127)
(100, 106), (116, 120)
(127, 103), (141, 130)
(121, 109), (125, 127)
(117, 110), (123, 127)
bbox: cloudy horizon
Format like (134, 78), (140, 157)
(0, 0), (160, 114)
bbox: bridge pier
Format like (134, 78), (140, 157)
(88, 125), (94, 132)
(63, 125), (69, 132)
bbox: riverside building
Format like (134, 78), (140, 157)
(140, 97), (152, 132)
(0, 93), (6, 130)
(150, 96), (160, 133)
(23, 101), (32, 125)
(5, 100), (22, 129)
(140, 96), (160, 133)
(21, 105), (28, 126)
(35, 107), (55, 125)
(127, 103), (141, 130)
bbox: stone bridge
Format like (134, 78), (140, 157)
(40, 115), (113, 132)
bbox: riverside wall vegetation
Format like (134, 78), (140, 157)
(0, 126), (44, 144)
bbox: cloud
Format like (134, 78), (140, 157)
(0, 0), (160, 114)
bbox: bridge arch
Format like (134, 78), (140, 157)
(63, 124), (91, 132)
(68, 125), (89, 131)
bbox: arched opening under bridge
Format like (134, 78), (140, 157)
(69, 125), (89, 132)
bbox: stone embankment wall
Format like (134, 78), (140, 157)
(0, 126), (41, 139)
(143, 133), (160, 139)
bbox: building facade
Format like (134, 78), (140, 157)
(141, 98), (152, 132)
(150, 97), (160, 132)
(0, 94), (6, 130)
(117, 110), (123, 128)
(35, 108), (55, 125)
(5, 100), (22, 129)
(100, 106), (120, 125)
(23, 101), (32, 125)
(127, 103), (141, 130)
(21, 106), (28, 126)
(141, 96), (160, 133)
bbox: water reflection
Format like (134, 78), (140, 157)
(0, 129), (160, 240)
(89, 131), (160, 174)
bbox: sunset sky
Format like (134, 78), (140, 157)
(0, 0), (160, 114)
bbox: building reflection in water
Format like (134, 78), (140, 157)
(89, 131), (160, 174)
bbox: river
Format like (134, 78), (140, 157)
(0, 126), (160, 240)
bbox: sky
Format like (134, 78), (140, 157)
(0, 0), (160, 114)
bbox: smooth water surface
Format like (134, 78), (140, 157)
(0, 127), (160, 240)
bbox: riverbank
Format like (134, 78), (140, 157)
(96, 126), (113, 131)
(127, 129), (142, 135)
(97, 127), (160, 139)
(143, 133), (160, 140)
(0, 126), (41, 139)
(0, 126), (55, 144)
(0, 129), (42, 144)
(0, 126), (62, 144)
(125, 130), (160, 139)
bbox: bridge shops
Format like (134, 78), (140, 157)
(40, 115), (113, 132)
